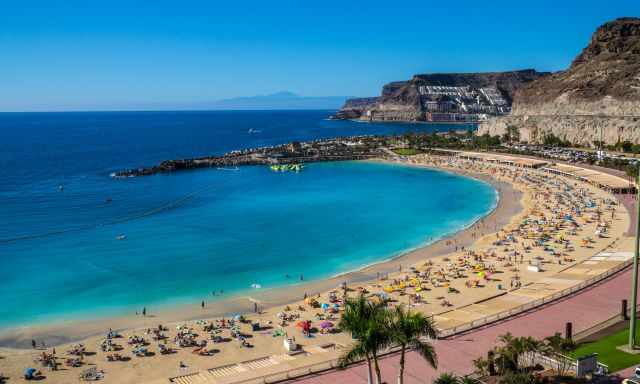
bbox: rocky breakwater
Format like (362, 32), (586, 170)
(113, 137), (385, 177)
(479, 17), (640, 145)
(331, 70), (546, 122)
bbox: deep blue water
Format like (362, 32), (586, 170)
(0, 110), (494, 328)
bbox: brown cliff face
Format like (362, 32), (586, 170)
(333, 70), (546, 122)
(517, 17), (640, 108)
(479, 17), (640, 145)
(411, 70), (545, 104)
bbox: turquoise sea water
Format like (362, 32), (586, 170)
(0, 111), (494, 328)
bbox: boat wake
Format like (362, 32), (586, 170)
(0, 184), (218, 245)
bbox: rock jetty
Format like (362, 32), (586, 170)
(114, 136), (385, 177)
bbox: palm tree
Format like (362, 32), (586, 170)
(499, 371), (537, 384)
(388, 305), (438, 384)
(495, 332), (524, 373)
(433, 372), (460, 384)
(520, 336), (541, 372)
(542, 333), (576, 377)
(338, 295), (389, 384)
(471, 357), (489, 377)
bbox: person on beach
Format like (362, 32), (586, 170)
(201, 300), (205, 309)
(32, 339), (36, 349)
(142, 307), (146, 316)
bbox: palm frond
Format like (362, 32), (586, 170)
(410, 339), (438, 369)
(338, 341), (368, 368)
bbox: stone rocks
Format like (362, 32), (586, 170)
(332, 70), (546, 122)
(479, 17), (640, 145)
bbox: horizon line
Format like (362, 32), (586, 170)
(0, 108), (343, 114)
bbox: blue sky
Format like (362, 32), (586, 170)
(1, 0), (638, 111)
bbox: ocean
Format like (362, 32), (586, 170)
(0, 110), (495, 328)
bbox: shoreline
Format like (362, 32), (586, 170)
(0, 160), (521, 350)
(330, 117), (481, 126)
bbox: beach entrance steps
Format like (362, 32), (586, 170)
(168, 344), (341, 384)
(170, 355), (286, 384)
(170, 372), (203, 384)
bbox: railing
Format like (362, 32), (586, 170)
(231, 345), (487, 384)
(232, 358), (342, 384)
(172, 245), (633, 384)
(215, 251), (630, 384)
(170, 162), (633, 384)
(438, 255), (632, 338)
(521, 351), (610, 378)
(573, 307), (635, 343)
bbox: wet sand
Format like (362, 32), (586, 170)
(0, 160), (521, 350)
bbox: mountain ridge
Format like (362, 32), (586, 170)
(478, 17), (640, 145)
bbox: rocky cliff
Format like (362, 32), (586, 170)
(332, 70), (547, 122)
(478, 17), (640, 145)
(330, 97), (379, 119)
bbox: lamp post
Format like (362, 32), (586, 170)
(630, 165), (640, 349)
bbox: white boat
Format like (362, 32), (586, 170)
(116, 234), (126, 240)
(216, 167), (240, 171)
(248, 128), (262, 134)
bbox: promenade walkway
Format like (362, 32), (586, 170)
(293, 231), (639, 383)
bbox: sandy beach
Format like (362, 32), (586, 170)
(0, 161), (519, 350)
(0, 154), (632, 384)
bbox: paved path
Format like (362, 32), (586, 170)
(289, 184), (640, 384)
(293, 266), (637, 383)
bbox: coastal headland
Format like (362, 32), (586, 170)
(328, 18), (640, 146)
(0, 148), (634, 384)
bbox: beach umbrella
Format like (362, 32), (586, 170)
(319, 321), (334, 329)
